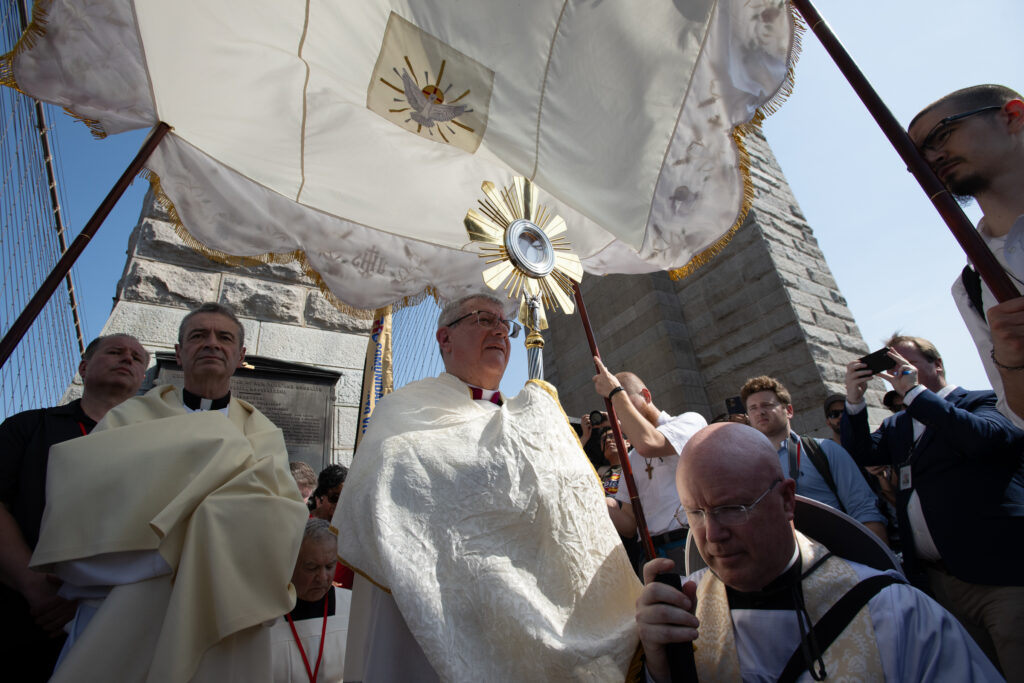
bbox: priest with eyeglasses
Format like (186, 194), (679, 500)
(336, 292), (642, 683)
(635, 422), (1001, 682)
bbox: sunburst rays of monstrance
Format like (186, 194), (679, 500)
(464, 176), (583, 322)
(464, 176), (583, 379)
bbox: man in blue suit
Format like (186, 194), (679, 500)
(841, 334), (1024, 679)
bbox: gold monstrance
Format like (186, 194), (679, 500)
(464, 177), (582, 379)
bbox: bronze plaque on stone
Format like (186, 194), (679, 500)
(153, 353), (339, 470)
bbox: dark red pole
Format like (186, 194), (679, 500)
(572, 282), (657, 561)
(0, 122), (172, 370)
(789, 0), (1019, 302)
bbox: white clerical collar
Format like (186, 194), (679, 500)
(182, 388), (231, 416)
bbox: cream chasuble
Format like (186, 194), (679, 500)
(31, 384), (309, 683)
(336, 374), (642, 682)
(693, 531), (884, 681)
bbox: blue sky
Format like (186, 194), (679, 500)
(33, 0), (1021, 401)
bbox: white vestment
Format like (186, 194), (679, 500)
(270, 587), (352, 683)
(31, 385), (309, 683)
(336, 374), (642, 683)
(683, 531), (1002, 682)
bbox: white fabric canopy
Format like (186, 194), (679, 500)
(9, 0), (796, 309)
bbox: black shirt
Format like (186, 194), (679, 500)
(0, 398), (96, 676)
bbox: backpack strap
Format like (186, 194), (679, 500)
(800, 436), (845, 514)
(961, 265), (986, 323)
(776, 574), (900, 683)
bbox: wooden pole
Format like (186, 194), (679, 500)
(0, 122), (172, 370)
(572, 282), (657, 561)
(790, 0), (1019, 302)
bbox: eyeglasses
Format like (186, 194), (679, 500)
(918, 105), (1002, 153)
(826, 410), (843, 419)
(445, 310), (521, 338)
(679, 478), (782, 528)
(746, 400), (783, 414)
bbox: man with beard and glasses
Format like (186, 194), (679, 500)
(908, 84), (1024, 427)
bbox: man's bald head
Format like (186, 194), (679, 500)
(676, 422), (795, 591)
(677, 422), (782, 494)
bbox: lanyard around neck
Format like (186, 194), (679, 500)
(286, 596), (329, 682)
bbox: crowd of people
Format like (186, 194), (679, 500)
(1, 82), (1022, 682)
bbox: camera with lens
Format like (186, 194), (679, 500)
(589, 410), (606, 427)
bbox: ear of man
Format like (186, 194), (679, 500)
(1006, 99), (1024, 131)
(436, 327), (451, 355)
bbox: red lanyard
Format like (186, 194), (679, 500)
(285, 596), (329, 683)
(78, 421), (89, 436)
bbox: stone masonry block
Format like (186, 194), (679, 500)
(759, 304), (799, 335)
(305, 292), (374, 333)
(235, 318), (262, 350)
(820, 299), (856, 323)
(791, 278), (834, 303)
(335, 405), (360, 453)
(786, 288), (824, 312)
(102, 301), (193, 349)
(837, 334), (871, 356)
(803, 325), (840, 346)
(134, 219), (224, 270)
(256, 322), (366, 369)
(220, 276), (305, 325)
(331, 449), (354, 468)
(783, 362), (822, 390)
(120, 259), (220, 309)
(333, 368), (363, 407)
(769, 324), (804, 350)
(811, 311), (850, 335)
(806, 269), (838, 290)
(792, 304), (818, 326)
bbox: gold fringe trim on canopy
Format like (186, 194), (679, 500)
(59, 107), (108, 139)
(669, 3), (806, 281)
(0, 0), (108, 139)
(140, 168), (438, 317)
(0, 0), (49, 92)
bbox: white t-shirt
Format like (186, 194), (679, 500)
(615, 410), (707, 534)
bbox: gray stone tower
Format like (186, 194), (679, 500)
(65, 189), (372, 466)
(543, 128), (884, 437)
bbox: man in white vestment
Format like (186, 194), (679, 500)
(31, 302), (308, 683)
(636, 422), (1002, 682)
(271, 518), (351, 682)
(336, 293), (643, 683)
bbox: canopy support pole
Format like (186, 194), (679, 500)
(572, 282), (657, 562)
(0, 121), (172, 370)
